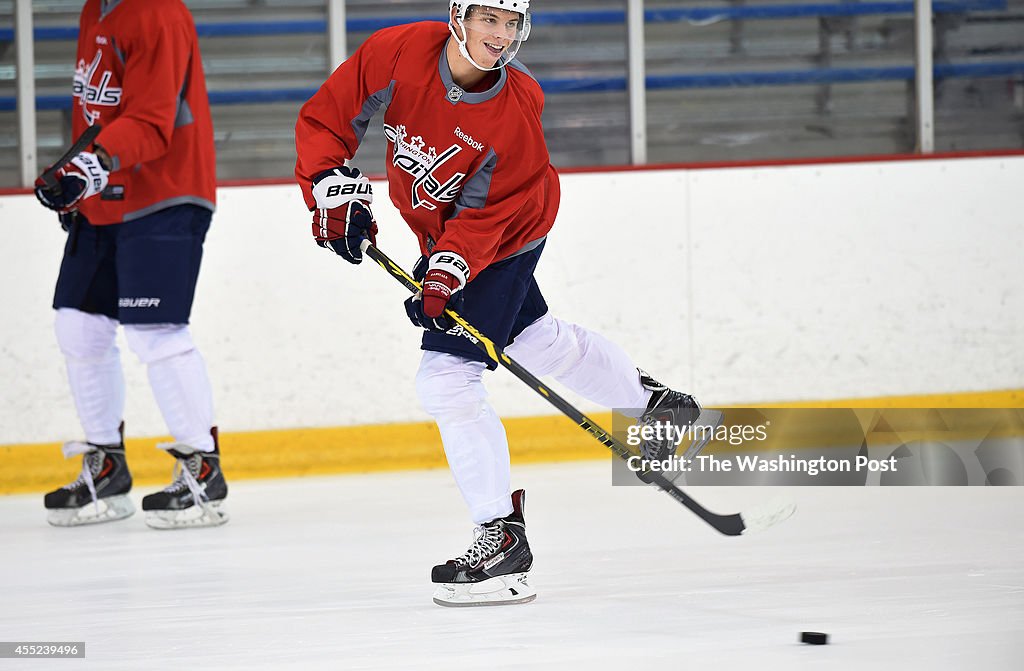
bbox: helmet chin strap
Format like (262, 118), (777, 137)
(450, 18), (516, 72)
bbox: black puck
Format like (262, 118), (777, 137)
(800, 632), (829, 645)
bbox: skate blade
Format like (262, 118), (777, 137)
(144, 500), (229, 530)
(46, 495), (135, 527)
(432, 572), (536, 607)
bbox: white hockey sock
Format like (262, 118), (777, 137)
(125, 324), (215, 452)
(146, 350), (216, 452)
(416, 351), (512, 524)
(507, 313), (652, 416)
(55, 308), (125, 445)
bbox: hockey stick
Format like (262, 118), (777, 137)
(360, 240), (795, 536)
(40, 124), (103, 196)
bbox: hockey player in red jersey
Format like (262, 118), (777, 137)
(34, 0), (227, 530)
(296, 0), (717, 606)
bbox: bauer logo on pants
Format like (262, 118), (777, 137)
(119, 297), (161, 308)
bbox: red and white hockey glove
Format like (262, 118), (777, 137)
(34, 152), (109, 214)
(404, 251), (470, 332)
(310, 165), (376, 264)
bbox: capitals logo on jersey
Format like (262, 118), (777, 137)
(73, 50), (123, 125)
(383, 123), (467, 211)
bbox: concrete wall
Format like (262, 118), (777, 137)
(2, 155), (1022, 444)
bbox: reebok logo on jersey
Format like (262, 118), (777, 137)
(454, 127), (484, 152)
(118, 297), (161, 308)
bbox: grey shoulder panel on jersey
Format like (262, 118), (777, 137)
(505, 59), (544, 113)
(174, 62), (193, 128)
(101, 0), (125, 20)
(451, 148), (498, 219)
(504, 58), (538, 84)
(110, 37), (126, 66)
(351, 81), (396, 146)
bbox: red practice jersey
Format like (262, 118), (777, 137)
(71, 0), (216, 225)
(295, 22), (560, 277)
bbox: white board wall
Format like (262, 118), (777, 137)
(1, 156), (1021, 443)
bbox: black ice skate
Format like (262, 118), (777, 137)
(431, 489), (536, 607)
(44, 424), (134, 527)
(142, 427), (228, 529)
(637, 369), (724, 463)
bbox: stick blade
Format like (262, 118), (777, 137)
(739, 497), (797, 534)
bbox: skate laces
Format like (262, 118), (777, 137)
(455, 523), (505, 567)
(166, 454), (208, 501)
(60, 441), (103, 508)
(636, 397), (672, 460)
(152, 441), (225, 523)
(637, 436), (659, 461)
(637, 383), (702, 460)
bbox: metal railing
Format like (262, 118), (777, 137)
(3, 0), (1021, 184)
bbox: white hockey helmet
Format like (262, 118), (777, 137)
(449, 0), (532, 71)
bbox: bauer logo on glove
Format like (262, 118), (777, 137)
(324, 182), (372, 199)
(310, 165), (377, 264)
(405, 251), (470, 332)
(34, 152), (110, 214)
(311, 165), (373, 208)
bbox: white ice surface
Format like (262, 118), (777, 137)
(1, 462), (1022, 670)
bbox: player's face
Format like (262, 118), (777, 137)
(461, 7), (524, 67)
